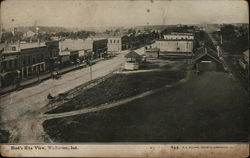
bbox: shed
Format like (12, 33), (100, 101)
(124, 50), (141, 70)
(193, 46), (223, 72)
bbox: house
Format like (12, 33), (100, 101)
(107, 35), (129, 54)
(145, 48), (160, 58)
(192, 46), (223, 72)
(124, 50), (141, 70)
(239, 49), (249, 71)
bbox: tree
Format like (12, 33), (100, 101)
(220, 25), (236, 40)
(1, 32), (14, 43)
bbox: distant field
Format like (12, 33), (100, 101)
(43, 72), (248, 142)
(46, 63), (187, 114)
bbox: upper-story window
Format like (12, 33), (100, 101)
(117, 40), (119, 43)
(114, 40), (116, 43)
(110, 40), (112, 43)
(12, 47), (16, 51)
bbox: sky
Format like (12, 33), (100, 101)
(0, 0), (249, 29)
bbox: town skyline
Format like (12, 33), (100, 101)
(1, 0), (249, 29)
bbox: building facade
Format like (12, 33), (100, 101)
(163, 33), (194, 40)
(155, 39), (194, 55)
(107, 36), (129, 53)
(193, 46), (223, 72)
(83, 38), (108, 58)
(0, 44), (22, 87)
(20, 43), (48, 80)
(0, 41), (60, 88)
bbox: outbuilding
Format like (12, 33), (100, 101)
(193, 46), (223, 72)
(124, 50), (141, 70)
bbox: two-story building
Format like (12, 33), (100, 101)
(0, 43), (22, 87)
(107, 35), (129, 54)
(46, 40), (60, 71)
(19, 42), (49, 79)
(83, 37), (108, 58)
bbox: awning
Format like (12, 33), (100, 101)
(0, 70), (20, 77)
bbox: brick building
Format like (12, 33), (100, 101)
(0, 41), (60, 87)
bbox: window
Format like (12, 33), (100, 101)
(12, 47), (16, 51)
(114, 40), (116, 43)
(110, 40), (112, 43)
(117, 40), (119, 43)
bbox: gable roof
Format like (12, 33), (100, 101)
(125, 50), (141, 58)
(243, 49), (249, 57)
(193, 46), (221, 63)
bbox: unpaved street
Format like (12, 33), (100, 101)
(0, 49), (132, 143)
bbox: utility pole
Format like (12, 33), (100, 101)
(90, 64), (92, 81)
(220, 33), (223, 45)
(88, 60), (92, 81)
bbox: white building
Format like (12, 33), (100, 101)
(155, 39), (194, 55)
(163, 33), (194, 40)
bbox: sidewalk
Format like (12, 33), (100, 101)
(0, 58), (103, 95)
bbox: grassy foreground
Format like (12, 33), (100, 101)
(43, 72), (248, 142)
(46, 64), (187, 114)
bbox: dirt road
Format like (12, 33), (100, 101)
(0, 50), (130, 143)
(0, 47), (147, 143)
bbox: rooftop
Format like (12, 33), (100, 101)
(156, 39), (194, 41)
(243, 49), (249, 57)
(125, 50), (141, 58)
(19, 42), (46, 49)
(193, 46), (221, 63)
(146, 48), (160, 51)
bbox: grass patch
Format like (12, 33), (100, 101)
(43, 72), (248, 142)
(46, 67), (187, 114)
